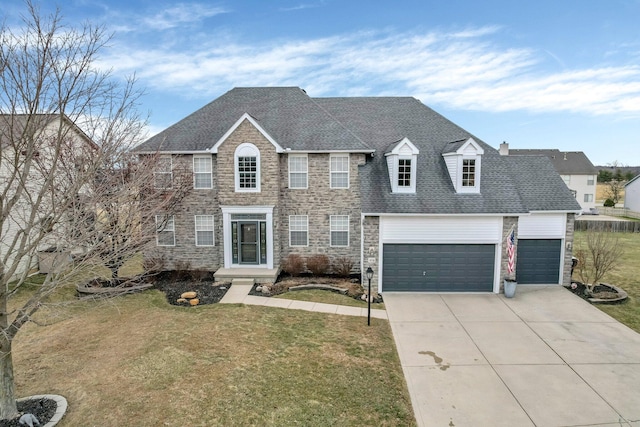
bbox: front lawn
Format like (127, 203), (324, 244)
(574, 231), (640, 333)
(12, 290), (414, 426)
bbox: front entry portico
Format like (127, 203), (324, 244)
(221, 206), (274, 269)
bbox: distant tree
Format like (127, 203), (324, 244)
(597, 170), (612, 183)
(623, 171), (635, 181)
(603, 161), (626, 206)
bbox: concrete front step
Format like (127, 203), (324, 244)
(214, 267), (280, 284)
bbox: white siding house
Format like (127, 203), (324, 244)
(625, 175), (640, 213)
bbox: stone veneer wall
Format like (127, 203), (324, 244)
(146, 119), (367, 274)
(500, 216), (518, 290)
(362, 216), (380, 292)
(146, 154), (222, 271)
(279, 153), (365, 274)
(563, 213), (575, 286)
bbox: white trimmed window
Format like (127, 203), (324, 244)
(386, 138), (419, 193)
(462, 159), (476, 187)
(398, 158), (412, 188)
(195, 215), (215, 246)
(156, 215), (175, 246)
(330, 215), (349, 247)
(235, 143), (260, 192)
(587, 175), (595, 185)
(289, 215), (308, 246)
(584, 194), (594, 203)
(561, 175), (571, 185)
(289, 155), (308, 189)
(330, 154), (349, 189)
(193, 155), (212, 189)
(154, 155), (173, 188)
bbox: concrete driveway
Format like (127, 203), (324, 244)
(384, 286), (640, 427)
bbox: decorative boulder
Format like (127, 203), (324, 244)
(181, 291), (197, 299)
(189, 298), (200, 306)
(176, 298), (187, 304)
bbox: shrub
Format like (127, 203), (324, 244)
(172, 260), (192, 281)
(190, 269), (209, 282)
(603, 198), (615, 207)
(334, 257), (354, 277)
(282, 254), (305, 276)
(307, 254), (330, 276)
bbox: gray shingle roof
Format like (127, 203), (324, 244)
(509, 149), (598, 175)
(134, 87), (372, 152)
(135, 87), (581, 214)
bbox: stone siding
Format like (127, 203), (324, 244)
(279, 153), (365, 273)
(146, 119), (366, 274)
(362, 216), (380, 292)
(563, 213), (575, 286)
(500, 217), (518, 291)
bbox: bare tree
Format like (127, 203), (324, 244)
(574, 232), (624, 295)
(603, 160), (625, 206)
(0, 3), (189, 419)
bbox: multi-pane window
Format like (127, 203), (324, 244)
(462, 159), (476, 187)
(587, 175), (595, 185)
(289, 215), (308, 246)
(195, 215), (215, 246)
(154, 155), (172, 188)
(330, 215), (349, 247)
(330, 154), (349, 188)
(398, 158), (412, 187)
(584, 194), (594, 203)
(156, 215), (175, 246)
(238, 156), (257, 189)
(289, 155), (308, 189)
(193, 156), (212, 189)
(561, 175), (571, 185)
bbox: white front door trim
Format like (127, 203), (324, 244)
(221, 205), (274, 269)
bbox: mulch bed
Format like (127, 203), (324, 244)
(153, 273), (231, 306)
(565, 282), (627, 304)
(0, 398), (56, 426)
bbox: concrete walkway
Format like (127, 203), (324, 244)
(384, 286), (640, 427)
(219, 284), (387, 319)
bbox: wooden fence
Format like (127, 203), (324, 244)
(574, 220), (640, 233)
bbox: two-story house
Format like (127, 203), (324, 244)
(0, 114), (97, 278)
(134, 87), (581, 293)
(505, 146), (598, 213)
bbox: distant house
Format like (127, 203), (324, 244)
(625, 175), (640, 212)
(134, 87), (581, 293)
(504, 146), (598, 213)
(0, 114), (96, 278)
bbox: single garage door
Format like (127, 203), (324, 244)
(516, 239), (562, 284)
(383, 244), (495, 292)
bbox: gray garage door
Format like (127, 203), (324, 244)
(516, 239), (561, 284)
(382, 244), (495, 292)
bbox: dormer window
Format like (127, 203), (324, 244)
(442, 137), (483, 194)
(462, 159), (476, 187)
(385, 137), (419, 193)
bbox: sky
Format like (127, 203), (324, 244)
(4, 0), (640, 166)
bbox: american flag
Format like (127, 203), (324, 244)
(507, 229), (515, 275)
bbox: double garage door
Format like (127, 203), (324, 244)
(383, 244), (495, 292)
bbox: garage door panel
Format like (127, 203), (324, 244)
(383, 244), (494, 292)
(516, 239), (561, 284)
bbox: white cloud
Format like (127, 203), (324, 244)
(99, 26), (640, 116)
(142, 3), (228, 30)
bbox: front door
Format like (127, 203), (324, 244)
(239, 222), (259, 264)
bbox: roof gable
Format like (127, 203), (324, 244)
(210, 113), (284, 154)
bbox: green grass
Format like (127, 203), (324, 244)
(12, 290), (414, 426)
(574, 231), (640, 333)
(274, 289), (386, 310)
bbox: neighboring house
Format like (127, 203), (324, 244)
(625, 175), (640, 212)
(506, 146), (598, 213)
(133, 87), (581, 293)
(0, 114), (96, 278)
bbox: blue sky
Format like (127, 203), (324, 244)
(5, 0), (640, 165)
